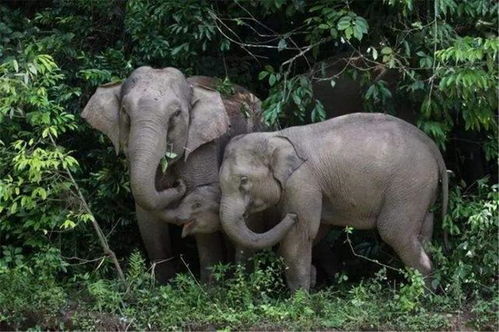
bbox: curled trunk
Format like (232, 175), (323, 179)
(153, 207), (186, 225)
(220, 196), (296, 249)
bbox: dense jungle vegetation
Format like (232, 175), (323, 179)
(0, 0), (497, 330)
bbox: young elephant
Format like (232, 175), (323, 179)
(157, 184), (222, 238)
(218, 113), (448, 292)
(158, 183), (334, 288)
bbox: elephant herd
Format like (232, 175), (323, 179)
(82, 66), (448, 292)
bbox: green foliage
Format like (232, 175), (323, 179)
(0, 50), (82, 248)
(433, 179), (498, 297)
(125, 0), (219, 69)
(434, 37), (498, 137)
(257, 0), (498, 155)
(261, 72), (325, 126)
(0, 248), (68, 330)
(0, 250), (464, 330)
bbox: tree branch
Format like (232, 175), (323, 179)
(49, 134), (125, 281)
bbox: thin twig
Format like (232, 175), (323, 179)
(345, 231), (401, 273)
(106, 217), (123, 238)
(346, 231), (436, 294)
(180, 255), (207, 294)
(280, 37), (331, 70)
(48, 134), (125, 281)
(62, 255), (107, 266)
(149, 256), (175, 279)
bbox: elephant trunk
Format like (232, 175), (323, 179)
(154, 207), (188, 225)
(220, 196), (295, 249)
(128, 120), (173, 211)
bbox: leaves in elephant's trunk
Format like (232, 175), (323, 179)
(160, 151), (178, 173)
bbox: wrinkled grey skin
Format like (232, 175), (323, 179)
(82, 66), (262, 283)
(160, 182), (275, 260)
(219, 113), (448, 292)
(164, 182), (325, 288)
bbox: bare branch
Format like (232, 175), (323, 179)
(49, 134), (125, 281)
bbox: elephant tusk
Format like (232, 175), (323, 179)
(181, 220), (195, 238)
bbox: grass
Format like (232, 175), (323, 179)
(1, 250), (497, 331)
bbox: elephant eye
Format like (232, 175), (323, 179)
(192, 202), (202, 209)
(174, 109), (181, 117)
(240, 176), (248, 185)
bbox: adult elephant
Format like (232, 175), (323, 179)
(81, 66), (262, 283)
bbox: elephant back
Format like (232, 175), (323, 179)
(188, 76), (264, 135)
(158, 76), (264, 192)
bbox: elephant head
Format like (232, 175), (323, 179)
(82, 67), (229, 211)
(219, 133), (303, 249)
(161, 183), (222, 238)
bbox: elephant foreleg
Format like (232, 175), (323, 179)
(279, 177), (322, 292)
(279, 227), (313, 292)
(136, 204), (176, 283)
(195, 232), (225, 283)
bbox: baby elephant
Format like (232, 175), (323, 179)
(158, 183), (325, 287)
(157, 184), (222, 238)
(218, 113), (448, 292)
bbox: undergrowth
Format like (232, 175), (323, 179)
(1, 182), (497, 330)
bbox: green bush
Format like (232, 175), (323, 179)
(0, 248), (68, 330)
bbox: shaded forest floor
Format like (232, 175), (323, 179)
(0, 307), (480, 331)
(1, 252), (497, 331)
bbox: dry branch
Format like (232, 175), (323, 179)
(49, 134), (125, 281)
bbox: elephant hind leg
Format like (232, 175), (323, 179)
(420, 212), (433, 245)
(387, 234), (433, 277)
(377, 204), (433, 278)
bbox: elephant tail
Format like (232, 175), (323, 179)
(441, 166), (449, 251)
(434, 146), (449, 251)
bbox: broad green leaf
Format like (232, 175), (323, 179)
(269, 74), (277, 86)
(337, 16), (351, 30)
(165, 152), (177, 159)
(355, 17), (368, 33)
(344, 27), (353, 39)
(353, 25), (363, 40)
(160, 158), (169, 173)
(381, 47), (393, 55)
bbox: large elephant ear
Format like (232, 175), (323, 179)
(269, 136), (306, 187)
(185, 85), (229, 160)
(81, 82), (127, 155)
